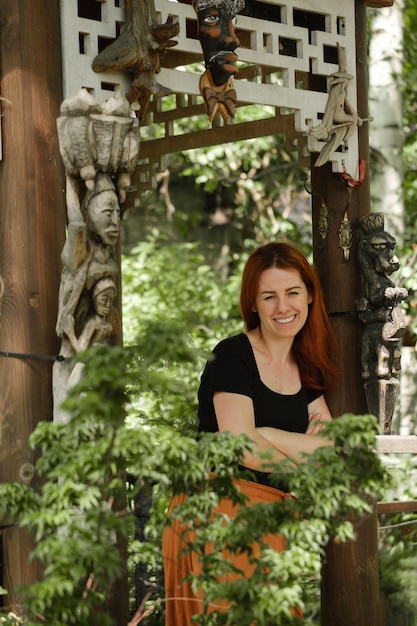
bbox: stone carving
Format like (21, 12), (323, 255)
(53, 89), (139, 422)
(357, 213), (408, 433)
(193, 0), (244, 122)
(92, 0), (179, 120)
(310, 43), (371, 169)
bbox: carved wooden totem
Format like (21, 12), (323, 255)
(53, 88), (140, 422)
(357, 213), (408, 433)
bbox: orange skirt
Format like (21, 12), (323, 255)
(162, 478), (302, 625)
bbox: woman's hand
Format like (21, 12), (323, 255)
(306, 412), (326, 435)
(306, 395), (332, 437)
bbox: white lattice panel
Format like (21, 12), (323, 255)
(60, 0), (130, 102)
(60, 0), (361, 181)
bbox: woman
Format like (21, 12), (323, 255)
(163, 241), (341, 624)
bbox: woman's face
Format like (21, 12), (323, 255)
(253, 267), (312, 340)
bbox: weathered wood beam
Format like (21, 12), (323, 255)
(367, 1), (394, 7)
(377, 500), (417, 514)
(376, 435), (417, 454)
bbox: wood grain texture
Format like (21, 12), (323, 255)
(315, 3), (383, 624)
(0, 0), (66, 594)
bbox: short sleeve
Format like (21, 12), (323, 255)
(305, 388), (323, 404)
(197, 334), (255, 432)
(206, 336), (255, 397)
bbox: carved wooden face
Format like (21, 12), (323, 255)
(196, 6), (240, 86)
(93, 287), (116, 319)
(86, 190), (120, 246)
(365, 234), (399, 276)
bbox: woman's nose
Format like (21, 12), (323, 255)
(275, 296), (291, 313)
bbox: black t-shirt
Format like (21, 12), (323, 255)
(197, 333), (323, 489)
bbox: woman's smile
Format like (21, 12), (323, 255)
(274, 314), (297, 324)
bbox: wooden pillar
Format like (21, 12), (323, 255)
(311, 2), (382, 624)
(321, 507), (380, 625)
(0, 0), (66, 601)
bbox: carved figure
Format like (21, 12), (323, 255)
(57, 88), (140, 204)
(193, 0), (244, 122)
(53, 175), (121, 422)
(92, 0), (179, 120)
(57, 89), (101, 190)
(54, 89), (138, 422)
(53, 277), (118, 423)
(64, 278), (117, 353)
(310, 43), (371, 168)
(56, 173), (120, 343)
(357, 213), (408, 432)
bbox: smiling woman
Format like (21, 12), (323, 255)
(253, 266), (313, 344)
(162, 241), (342, 624)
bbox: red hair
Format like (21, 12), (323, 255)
(240, 242), (341, 391)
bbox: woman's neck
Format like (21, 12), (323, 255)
(247, 326), (294, 366)
(246, 327), (300, 394)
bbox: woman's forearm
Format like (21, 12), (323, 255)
(256, 426), (332, 463)
(236, 431), (288, 473)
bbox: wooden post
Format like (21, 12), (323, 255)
(321, 507), (380, 625)
(311, 2), (382, 623)
(0, 0), (66, 601)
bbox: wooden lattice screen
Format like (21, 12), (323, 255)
(60, 0), (358, 194)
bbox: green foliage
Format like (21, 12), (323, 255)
(0, 346), (132, 625)
(378, 455), (417, 624)
(403, 0), (417, 213)
(121, 235), (245, 435)
(147, 128), (311, 247)
(0, 349), (390, 625)
(397, 243), (417, 340)
(0, 236), (412, 625)
(397, 1), (417, 340)
(167, 413), (389, 626)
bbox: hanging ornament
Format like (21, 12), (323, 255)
(193, 0), (244, 124)
(318, 197), (330, 242)
(338, 188), (353, 260)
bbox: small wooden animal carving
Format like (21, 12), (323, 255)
(357, 213), (408, 432)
